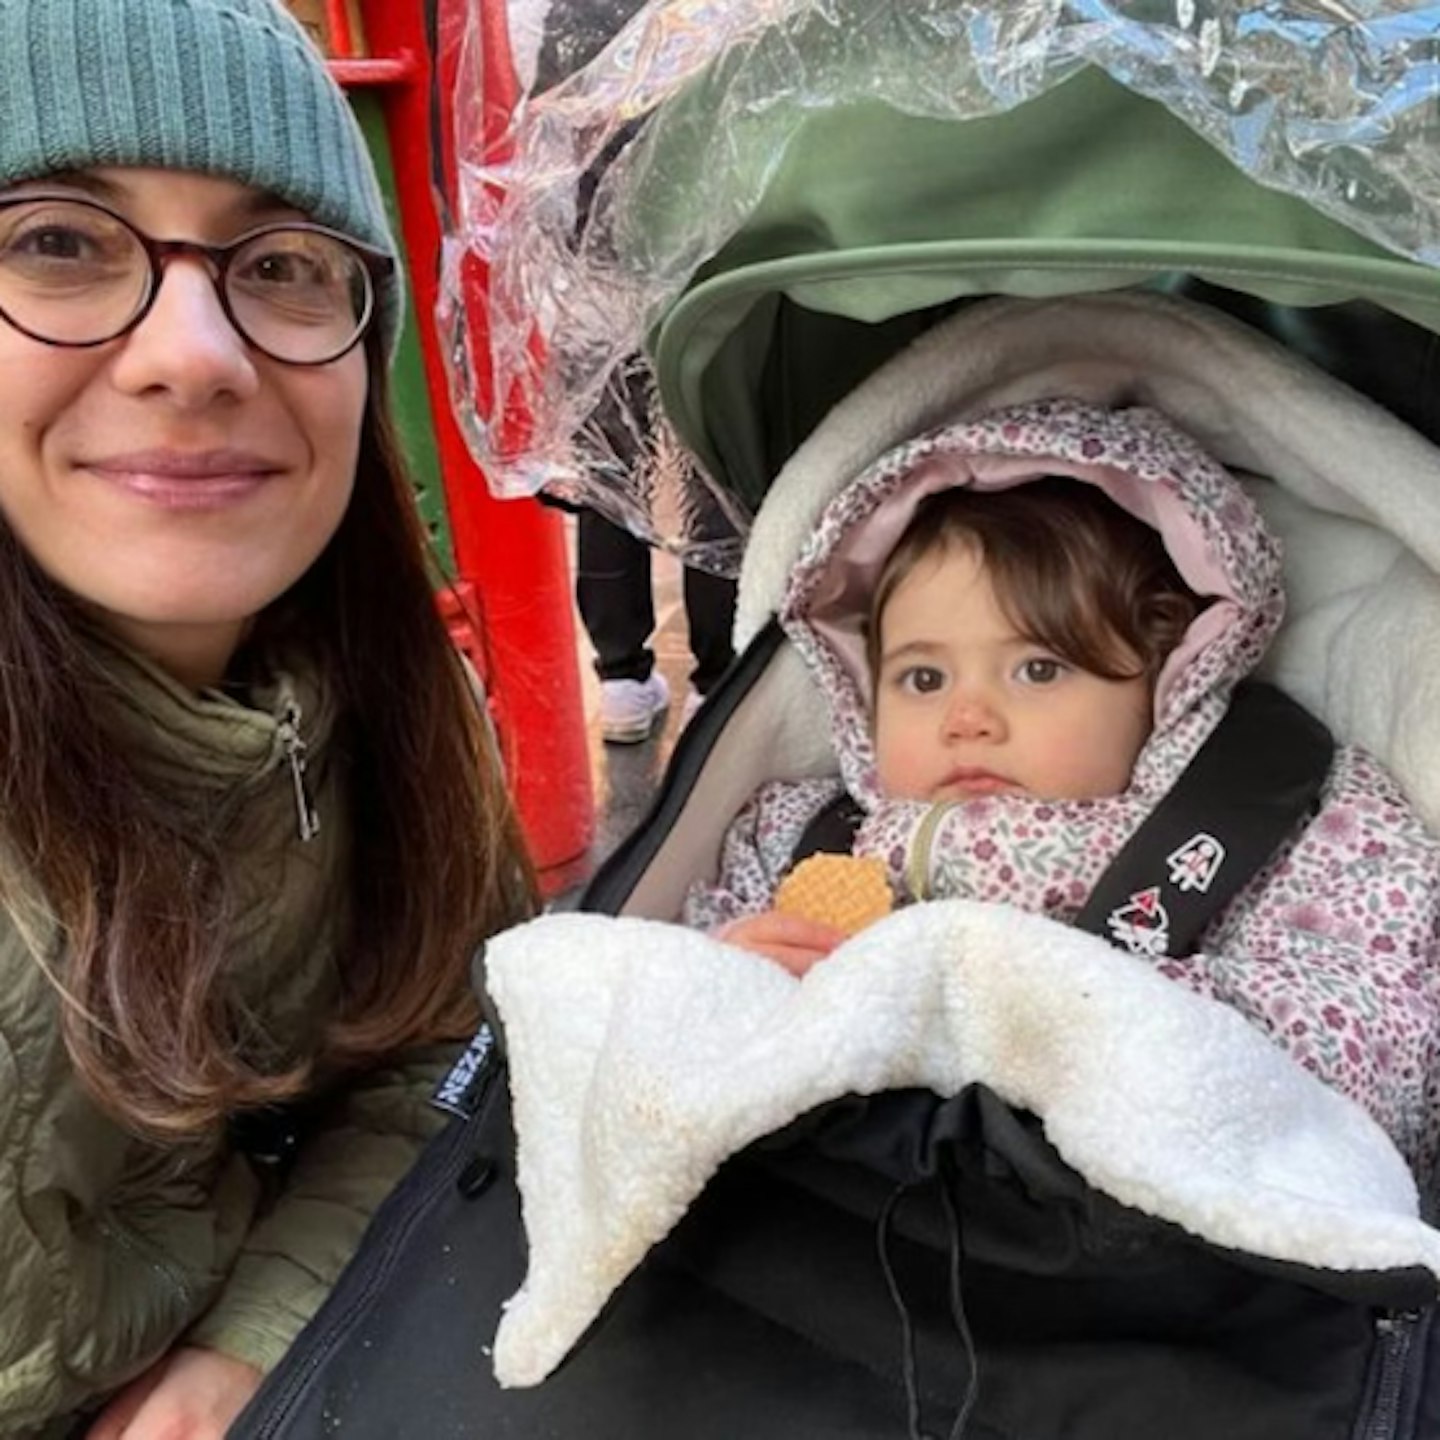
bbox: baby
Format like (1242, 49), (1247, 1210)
(720, 472), (1200, 971)
(684, 399), (1440, 1178)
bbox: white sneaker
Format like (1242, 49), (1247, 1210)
(680, 687), (705, 728)
(599, 673), (670, 744)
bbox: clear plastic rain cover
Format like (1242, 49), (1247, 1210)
(438, 0), (1440, 572)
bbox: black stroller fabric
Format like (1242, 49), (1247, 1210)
(232, 1039), (1440, 1440)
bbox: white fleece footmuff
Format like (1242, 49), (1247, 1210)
(486, 903), (1440, 1388)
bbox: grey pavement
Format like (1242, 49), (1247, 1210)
(552, 527), (690, 906)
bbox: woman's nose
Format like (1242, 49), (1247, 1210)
(108, 259), (260, 407)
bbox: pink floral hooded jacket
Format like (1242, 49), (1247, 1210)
(685, 399), (1440, 1184)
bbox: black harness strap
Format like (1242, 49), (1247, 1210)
(791, 791), (867, 865)
(1074, 680), (1334, 957)
(787, 681), (1335, 960)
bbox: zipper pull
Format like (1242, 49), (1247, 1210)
(277, 700), (321, 844)
(906, 801), (960, 902)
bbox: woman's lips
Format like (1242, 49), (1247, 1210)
(83, 450), (285, 510)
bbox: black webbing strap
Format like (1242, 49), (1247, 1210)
(1073, 680), (1334, 958)
(786, 681), (1334, 961)
(791, 791), (866, 866)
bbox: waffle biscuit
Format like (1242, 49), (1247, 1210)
(774, 853), (894, 937)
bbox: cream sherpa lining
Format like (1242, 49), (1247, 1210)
(734, 291), (1440, 829)
(487, 904), (1440, 1388)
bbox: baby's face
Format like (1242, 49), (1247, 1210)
(871, 546), (1153, 803)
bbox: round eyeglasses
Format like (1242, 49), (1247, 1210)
(0, 195), (395, 365)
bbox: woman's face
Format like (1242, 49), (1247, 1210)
(0, 167), (368, 686)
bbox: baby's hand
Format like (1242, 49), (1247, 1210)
(716, 911), (847, 977)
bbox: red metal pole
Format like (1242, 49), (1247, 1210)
(355, 0), (595, 892)
(322, 0), (354, 56)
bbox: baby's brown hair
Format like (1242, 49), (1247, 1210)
(866, 477), (1205, 686)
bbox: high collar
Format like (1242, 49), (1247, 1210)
(79, 622), (336, 802)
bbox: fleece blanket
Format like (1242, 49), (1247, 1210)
(486, 902), (1440, 1388)
(734, 291), (1440, 830)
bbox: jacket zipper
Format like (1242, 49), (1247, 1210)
(1363, 1309), (1422, 1440)
(906, 803), (959, 901)
(276, 701), (321, 843)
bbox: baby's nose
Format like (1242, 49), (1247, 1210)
(943, 690), (1003, 739)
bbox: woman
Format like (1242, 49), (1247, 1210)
(0, 1), (536, 1435)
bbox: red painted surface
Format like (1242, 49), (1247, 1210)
(341, 2), (595, 891)
(322, 0), (354, 56)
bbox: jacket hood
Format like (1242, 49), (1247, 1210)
(779, 398), (1284, 806)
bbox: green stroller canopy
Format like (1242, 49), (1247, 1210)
(451, 0), (1440, 563)
(645, 65), (1440, 510)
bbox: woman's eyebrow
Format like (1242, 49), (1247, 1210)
(238, 187), (304, 221)
(3, 170), (116, 199)
(0, 174), (302, 225)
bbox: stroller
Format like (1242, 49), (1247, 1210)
(234, 4), (1440, 1437)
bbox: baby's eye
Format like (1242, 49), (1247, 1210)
(1016, 656), (1067, 685)
(897, 665), (946, 695)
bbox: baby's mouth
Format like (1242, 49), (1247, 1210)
(935, 769), (1020, 799)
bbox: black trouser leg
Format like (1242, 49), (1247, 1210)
(683, 563), (738, 696)
(575, 509), (655, 684)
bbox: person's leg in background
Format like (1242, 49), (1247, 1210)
(575, 507), (671, 743)
(681, 562), (738, 722)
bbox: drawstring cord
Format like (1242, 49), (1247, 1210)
(876, 1185), (925, 1439)
(876, 1175), (979, 1440)
(938, 1179), (979, 1437)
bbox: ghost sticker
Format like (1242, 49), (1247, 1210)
(1166, 833), (1225, 895)
(1107, 886), (1171, 957)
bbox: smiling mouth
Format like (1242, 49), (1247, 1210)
(83, 451), (285, 510)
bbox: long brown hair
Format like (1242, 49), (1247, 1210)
(0, 353), (537, 1137)
(868, 477), (1205, 684)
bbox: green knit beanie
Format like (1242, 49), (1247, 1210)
(0, 0), (403, 354)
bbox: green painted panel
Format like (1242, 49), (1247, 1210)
(350, 90), (456, 578)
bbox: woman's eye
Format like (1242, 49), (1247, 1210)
(19, 226), (87, 259)
(241, 250), (325, 287)
(0, 209), (133, 277)
(1017, 656), (1066, 685)
(7, 223), (111, 266)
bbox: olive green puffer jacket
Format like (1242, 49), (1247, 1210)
(0, 638), (452, 1437)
